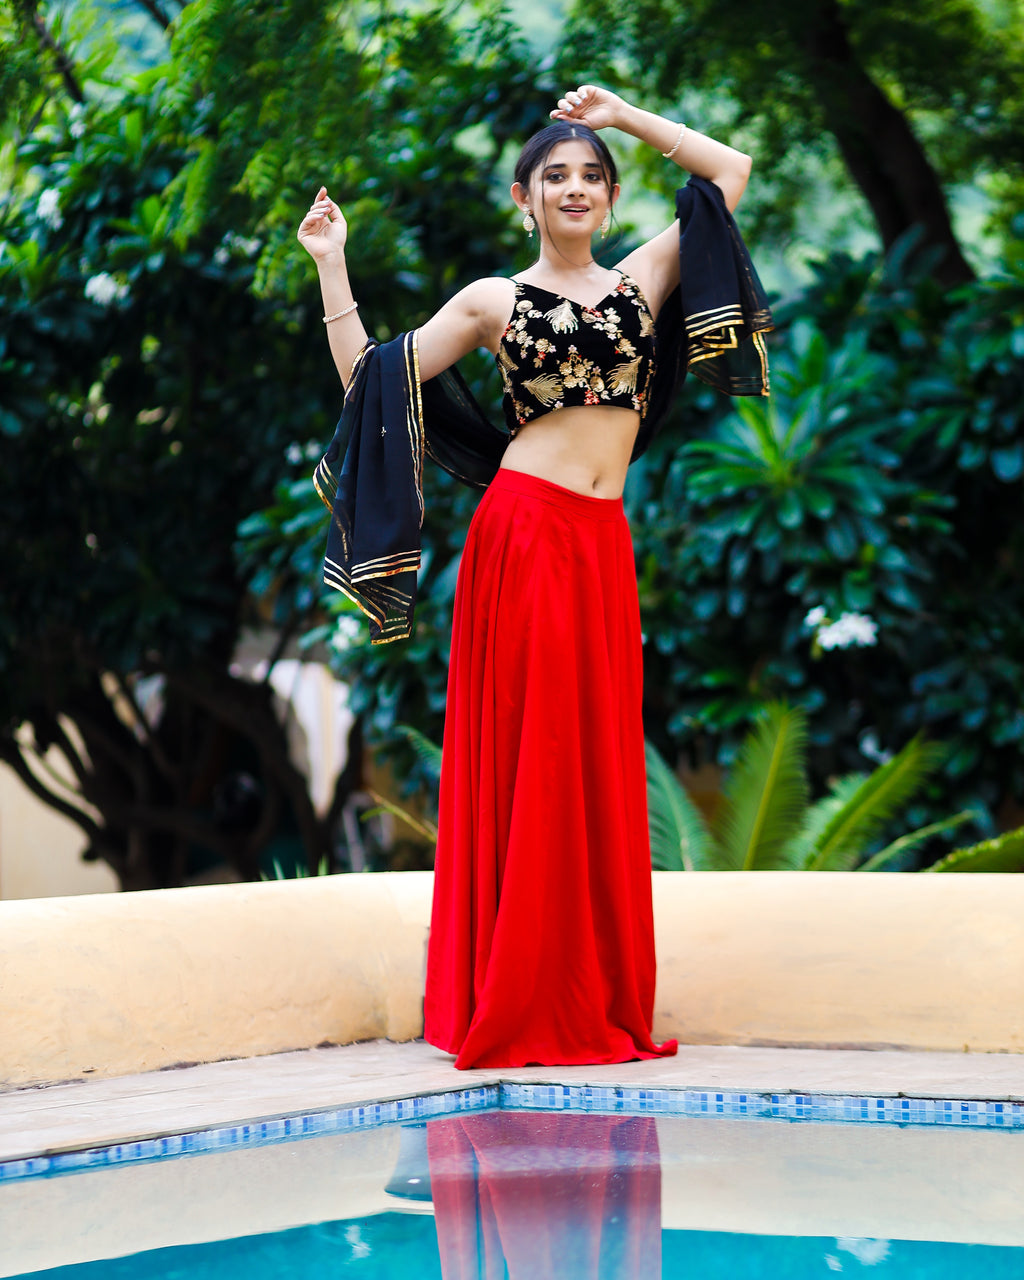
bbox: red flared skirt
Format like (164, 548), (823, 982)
(424, 468), (677, 1069)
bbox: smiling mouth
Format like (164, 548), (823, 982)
(560, 206), (589, 213)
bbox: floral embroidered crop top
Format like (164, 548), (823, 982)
(496, 273), (656, 435)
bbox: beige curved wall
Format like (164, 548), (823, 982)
(1, 871), (1022, 1088)
(650, 872), (1024, 1053)
(0, 874), (434, 1089)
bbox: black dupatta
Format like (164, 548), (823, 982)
(312, 334), (426, 644)
(315, 177), (772, 643)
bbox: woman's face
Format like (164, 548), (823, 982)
(512, 139), (619, 246)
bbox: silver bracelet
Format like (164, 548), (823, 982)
(661, 122), (687, 160)
(323, 302), (359, 324)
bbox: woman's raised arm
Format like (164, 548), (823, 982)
(550, 86), (751, 212)
(299, 188), (511, 387)
(548, 86), (753, 318)
(297, 187), (370, 390)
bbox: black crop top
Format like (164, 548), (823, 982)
(496, 273), (656, 434)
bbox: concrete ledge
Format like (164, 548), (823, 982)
(0, 874), (434, 1089)
(1, 871), (1022, 1088)
(651, 872), (1024, 1054)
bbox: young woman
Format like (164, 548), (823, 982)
(298, 85), (771, 1069)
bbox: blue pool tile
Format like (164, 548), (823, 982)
(2, 1082), (1022, 1186)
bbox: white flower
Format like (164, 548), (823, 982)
(37, 187), (64, 231)
(817, 611), (879, 650)
(213, 246), (230, 266)
(285, 442), (304, 465)
(804, 605), (827, 629)
(85, 273), (128, 307)
(329, 614), (362, 652)
(69, 105), (86, 139)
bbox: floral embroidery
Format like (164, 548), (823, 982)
(608, 356), (642, 396)
(544, 299), (578, 333)
(497, 275), (655, 431)
(521, 373), (564, 406)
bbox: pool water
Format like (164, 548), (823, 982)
(3, 1107), (1023, 1278)
(11, 1222), (1023, 1280)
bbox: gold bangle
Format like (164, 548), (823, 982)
(661, 122), (686, 160)
(323, 302), (359, 324)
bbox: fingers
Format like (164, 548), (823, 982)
(298, 187), (347, 248)
(301, 188), (343, 238)
(550, 84), (600, 122)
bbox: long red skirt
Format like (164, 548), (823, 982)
(424, 468), (677, 1069)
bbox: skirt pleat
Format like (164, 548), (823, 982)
(424, 468), (678, 1069)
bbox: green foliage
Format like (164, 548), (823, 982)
(560, 0), (1024, 267)
(646, 705), (972, 872)
(396, 722), (444, 781)
(630, 245), (1024, 855)
(0, 49), (350, 884)
(263, 856), (333, 880)
(926, 827), (1024, 874)
(795, 738), (946, 871)
(645, 739), (711, 871)
(6, 0), (1024, 884)
(0, 0), (549, 886)
(714, 704), (809, 870)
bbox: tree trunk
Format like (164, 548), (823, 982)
(801, 0), (975, 288)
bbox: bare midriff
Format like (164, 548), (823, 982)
(499, 404), (641, 499)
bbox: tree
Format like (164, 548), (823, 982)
(0, 0), (550, 887)
(561, 0), (1024, 283)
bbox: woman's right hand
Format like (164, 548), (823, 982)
(297, 186), (348, 262)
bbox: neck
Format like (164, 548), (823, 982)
(535, 240), (599, 273)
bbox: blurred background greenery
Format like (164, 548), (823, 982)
(2, 0), (1023, 887)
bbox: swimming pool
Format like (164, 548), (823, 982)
(2, 1086), (1022, 1278)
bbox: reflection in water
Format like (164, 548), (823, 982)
(425, 1112), (661, 1280)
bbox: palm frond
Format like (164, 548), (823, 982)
(395, 722), (443, 780)
(805, 736), (945, 870)
(778, 774), (866, 869)
(925, 825), (1024, 873)
(858, 811), (979, 871)
(714, 703), (810, 870)
(645, 741), (713, 871)
(364, 789), (438, 843)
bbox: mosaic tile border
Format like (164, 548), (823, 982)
(500, 1083), (1024, 1130)
(0, 1086), (498, 1185)
(1, 1080), (1021, 1185)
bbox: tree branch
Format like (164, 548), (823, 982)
(128, 0), (172, 31)
(0, 738), (103, 845)
(109, 670), (178, 784)
(166, 664), (331, 872)
(18, 0), (85, 104)
(801, 0), (974, 287)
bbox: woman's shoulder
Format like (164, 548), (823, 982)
(457, 275), (518, 304)
(449, 276), (517, 336)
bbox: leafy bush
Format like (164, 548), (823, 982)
(631, 250), (1024, 855)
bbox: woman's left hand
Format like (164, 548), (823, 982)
(549, 84), (627, 132)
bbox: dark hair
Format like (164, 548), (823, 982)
(513, 120), (619, 196)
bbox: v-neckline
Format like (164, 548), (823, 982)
(513, 271), (628, 314)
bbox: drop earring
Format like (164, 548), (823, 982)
(522, 208), (535, 238)
(600, 210), (611, 239)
